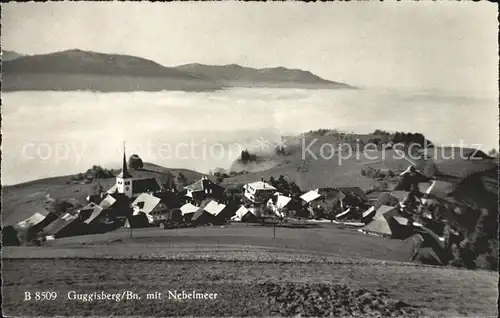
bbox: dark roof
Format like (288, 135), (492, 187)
(132, 178), (161, 194)
(42, 212), (80, 236)
(153, 191), (182, 209)
(191, 208), (206, 221)
(336, 187), (368, 202)
(416, 157), (497, 182)
(184, 177), (220, 192)
(451, 168), (498, 210)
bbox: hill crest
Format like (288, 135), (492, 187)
(3, 49), (354, 91)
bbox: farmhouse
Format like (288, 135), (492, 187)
(81, 202), (104, 224)
(180, 202), (199, 221)
(266, 192), (292, 217)
(189, 200), (228, 225)
(203, 200), (228, 222)
(131, 193), (165, 221)
(300, 188), (322, 204)
(184, 176), (224, 203)
(231, 205), (259, 222)
(243, 180), (276, 204)
(16, 212), (47, 230)
(41, 211), (88, 239)
(361, 205), (403, 237)
(336, 187), (369, 207)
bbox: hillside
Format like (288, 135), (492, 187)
(2, 49), (353, 92)
(225, 132), (405, 191)
(224, 131), (497, 192)
(1, 162), (206, 227)
(175, 63), (354, 89)
(2, 50), (24, 61)
(2, 49), (222, 92)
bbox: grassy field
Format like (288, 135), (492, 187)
(3, 224), (498, 316)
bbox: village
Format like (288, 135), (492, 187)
(3, 138), (498, 270)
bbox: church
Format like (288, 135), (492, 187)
(106, 148), (162, 199)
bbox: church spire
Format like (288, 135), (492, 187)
(118, 142), (132, 179)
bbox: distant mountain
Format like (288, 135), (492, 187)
(2, 49), (354, 92)
(175, 63), (354, 89)
(3, 49), (200, 78)
(2, 50), (25, 62)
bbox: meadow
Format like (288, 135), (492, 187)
(3, 224), (498, 317)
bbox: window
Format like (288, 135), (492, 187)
(125, 181), (131, 185)
(118, 181), (122, 185)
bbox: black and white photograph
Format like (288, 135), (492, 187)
(1, 1), (498, 317)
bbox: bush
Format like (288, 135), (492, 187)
(2, 226), (20, 246)
(71, 165), (115, 181)
(176, 172), (188, 186)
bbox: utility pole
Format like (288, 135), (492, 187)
(273, 217), (276, 239)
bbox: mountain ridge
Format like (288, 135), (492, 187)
(2, 49), (355, 92)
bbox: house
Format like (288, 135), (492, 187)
(203, 200), (228, 223)
(153, 191), (182, 210)
(180, 203), (200, 222)
(231, 206), (259, 222)
(132, 193), (163, 216)
(105, 147), (161, 198)
(184, 176), (225, 203)
(266, 193), (292, 217)
(14, 210), (57, 243)
(190, 200), (228, 225)
(243, 180), (276, 204)
(21, 198), (78, 239)
(336, 187), (369, 207)
(16, 212), (47, 230)
(191, 208), (213, 225)
(390, 190), (410, 202)
(361, 205), (404, 238)
(86, 193), (131, 225)
(300, 189), (322, 204)
(41, 211), (89, 239)
(80, 202), (104, 224)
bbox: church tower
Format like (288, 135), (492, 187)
(116, 144), (133, 198)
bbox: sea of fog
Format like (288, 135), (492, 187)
(2, 87), (497, 185)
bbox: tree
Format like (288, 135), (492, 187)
(269, 176), (278, 188)
(176, 172), (187, 186)
(240, 149), (257, 164)
(488, 148), (498, 157)
(129, 154), (144, 170)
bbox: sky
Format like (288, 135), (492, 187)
(2, 2), (498, 94)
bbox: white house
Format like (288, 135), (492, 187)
(266, 193), (292, 217)
(300, 189), (322, 204)
(243, 180), (276, 204)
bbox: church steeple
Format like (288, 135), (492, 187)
(118, 142), (133, 179)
